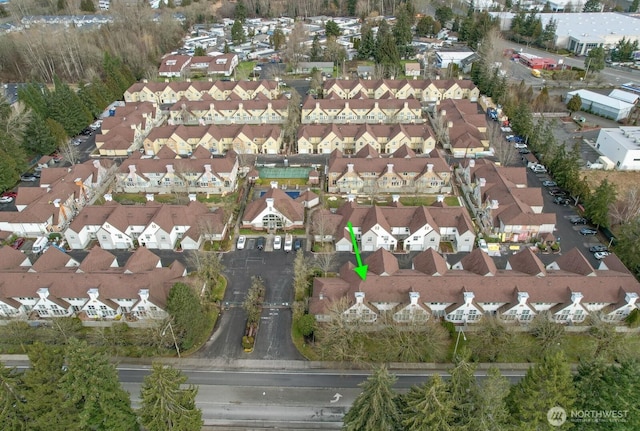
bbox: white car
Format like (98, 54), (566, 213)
(0, 196), (13, 204)
(594, 251), (610, 260)
(236, 235), (246, 250)
(273, 235), (282, 250)
(529, 164), (547, 173)
(514, 143), (527, 149)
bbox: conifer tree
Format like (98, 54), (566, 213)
(402, 374), (454, 431)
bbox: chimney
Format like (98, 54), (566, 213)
(447, 121), (453, 128)
(128, 165), (137, 174)
(570, 292), (583, 304)
(53, 199), (61, 208)
(266, 198), (274, 208)
(490, 199), (499, 209)
(146, 193), (155, 201)
(626, 292), (639, 305)
(355, 291), (365, 304)
(427, 163), (433, 172)
(347, 163), (354, 173)
(469, 159), (475, 168)
(270, 181), (278, 189)
(104, 193), (113, 201)
(143, 79), (148, 83)
(392, 194), (400, 202)
(440, 109), (446, 117)
(319, 292), (324, 300)
(208, 77), (213, 82)
(166, 164), (174, 173)
(204, 164), (212, 172)
(37, 288), (50, 299)
(517, 292), (529, 305)
(188, 193), (197, 201)
(436, 194), (444, 202)
(186, 78), (191, 82)
(463, 291), (475, 304)
(386, 163), (394, 173)
(347, 194), (355, 202)
(478, 177), (486, 187)
(316, 102), (320, 110)
(409, 291), (420, 305)
(93, 160), (101, 169)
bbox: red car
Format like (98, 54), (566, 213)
(11, 237), (25, 250)
(2, 191), (17, 199)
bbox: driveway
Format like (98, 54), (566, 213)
(197, 247), (305, 361)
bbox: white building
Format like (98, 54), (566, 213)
(435, 51), (476, 70)
(565, 89), (634, 121)
(490, 12), (640, 55)
(595, 127), (640, 171)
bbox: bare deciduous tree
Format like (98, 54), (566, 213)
(58, 141), (80, 165)
(609, 186), (640, 226)
(311, 209), (336, 243)
(284, 21), (307, 71)
(488, 121), (517, 166)
(314, 251), (336, 277)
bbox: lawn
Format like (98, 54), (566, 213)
(235, 61), (256, 78)
(256, 178), (309, 186)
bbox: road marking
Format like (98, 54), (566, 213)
(330, 393), (342, 403)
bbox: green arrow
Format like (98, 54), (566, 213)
(347, 221), (367, 280)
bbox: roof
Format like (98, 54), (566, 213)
(566, 89), (634, 110)
(242, 187), (305, 224)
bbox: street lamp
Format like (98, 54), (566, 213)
(453, 325), (467, 359)
(162, 321), (181, 358)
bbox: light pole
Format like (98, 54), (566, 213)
(162, 321), (181, 358)
(453, 325), (467, 359)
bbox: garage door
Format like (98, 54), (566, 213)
(336, 244), (351, 252)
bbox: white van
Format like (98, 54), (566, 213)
(32, 236), (49, 253)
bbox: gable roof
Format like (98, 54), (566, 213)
(366, 248), (399, 276)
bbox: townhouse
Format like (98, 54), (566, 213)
(142, 124), (282, 156)
(297, 123), (436, 155)
(167, 98), (289, 126)
(0, 245), (187, 321)
(0, 160), (115, 237)
(324, 198), (475, 253)
(187, 53), (239, 77)
(458, 159), (556, 242)
(301, 97), (423, 125)
(241, 183), (317, 230)
(158, 54), (192, 78)
(310, 247), (640, 325)
(96, 102), (162, 157)
(115, 146), (239, 194)
(326, 145), (452, 194)
(322, 78), (479, 102)
(436, 98), (489, 157)
(65, 200), (228, 250)
(124, 80), (281, 104)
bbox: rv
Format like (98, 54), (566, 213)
(284, 234), (293, 252)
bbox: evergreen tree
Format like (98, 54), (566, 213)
(582, 0), (600, 11)
(231, 19), (246, 44)
(358, 23), (376, 60)
(586, 47), (605, 73)
(17, 83), (49, 118)
(0, 362), (24, 430)
(271, 28), (286, 51)
(393, 4), (414, 59)
(448, 358), (479, 429)
(310, 34), (323, 62)
(631, 0), (640, 12)
(472, 367), (510, 431)
(166, 282), (210, 351)
(614, 217), (640, 277)
(58, 339), (139, 431)
(402, 374), (454, 431)
(139, 363), (202, 431)
(80, 0), (96, 12)
(346, 0), (357, 15)
(508, 352), (576, 429)
(342, 365), (401, 431)
(584, 178), (617, 228)
(21, 343), (73, 431)
(566, 94), (582, 116)
(0, 150), (21, 192)
(23, 112), (57, 155)
(325, 20), (341, 38)
(48, 76), (92, 136)
(235, 0), (247, 22)
(434, 5), (454, 25)
(193, 46), (207, 56)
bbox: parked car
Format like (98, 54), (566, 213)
(542, 180), (557, 187)
(594, 251), (610, 260)
(529, 164), (547, 173)
(256, 237), (265, 250)
(580, 228), (598, 236)
(72, 139), (82, 146)
(506, 135), (525, 143)
(293, 238), (302, 251)
(20, 174), (38, 182)
(548, 188), (569, 197)
(519, 148), (530, 154)
(11, 237), (25, 250)
(50, 153), (63, 162)
(273, 235), (282, 250)
(236, 235), (246, 250)
(2, 191), (17, 199)
(80, 128), (93, 136)
(589, 245), (608, 253)
(0, 195), (13, 203)
(514, 143), (528, 149)
(553, 196), (571, 206)
(569, 217), (587, 225)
